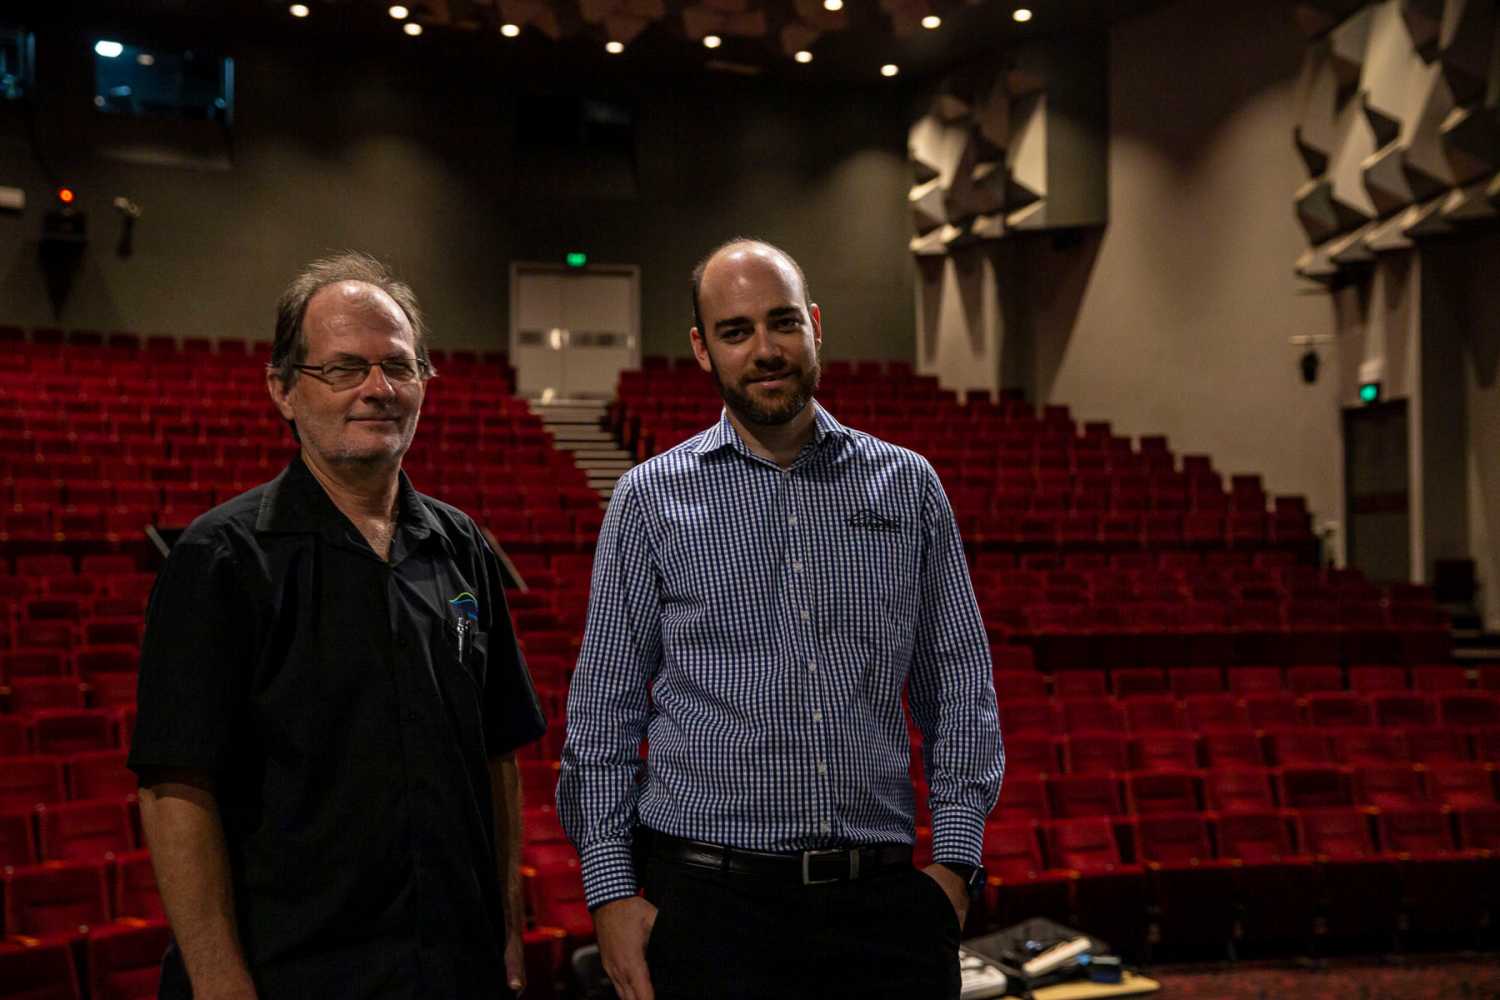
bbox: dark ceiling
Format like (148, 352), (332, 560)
(18, 0), (1168, 87)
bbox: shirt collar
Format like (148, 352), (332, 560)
(255, 452), (455, 556)
(690, 400), (852, 462)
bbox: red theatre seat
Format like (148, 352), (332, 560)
(1130, 731), (1198, 772)
(1045, 818), (1148, 959)
(0, 756), (67, 811)
(0, 810), (38, 868)
(1277, 766), (1355, 810)
(1003, 735), (1059, 776)
(37, 799), (135, 862)
(993, 775), (1050, 823)
(1063, 734), (1128, 775)
(980, 820), (1071, 926)
(1296, 807), (1400, 947)
(1425, 763), (1497, 810)
(1353, 765), (1426, 809)
(2, 859), (113, 940)
(1200, 730), (1265, 769)
(1126, 771), (1201, 814)
(0, 939), (82, 1000)
(113, 850), (166, 922)
(1133, 813), (1237, 958)
(1214, 810), (1317, 951)
(1048, 774), (1124, 819)
(87, 921), (170, 1000)
(66, 751), (137, 801)
(522, 860), (593, 945)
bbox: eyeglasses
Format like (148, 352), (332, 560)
(277, 357), (435, 391)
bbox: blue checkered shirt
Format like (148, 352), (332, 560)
(557, 403), (1003, 909)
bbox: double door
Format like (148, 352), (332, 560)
(510, 263), (639, 399)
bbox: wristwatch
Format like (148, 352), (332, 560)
(938, 862), (988, 899)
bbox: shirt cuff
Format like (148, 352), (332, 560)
(929, 803), (987, 868)
(579, 840), (640, 911)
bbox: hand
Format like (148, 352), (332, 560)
(921, 863), (970, 930)
(504, 924), (526, 995)
(593, 896), (659, 1000)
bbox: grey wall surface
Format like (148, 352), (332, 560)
(0, 20), (913, 360)
(1025, 0), (1345, 547)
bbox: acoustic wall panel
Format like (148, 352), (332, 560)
(1296, 0), (1500, 283)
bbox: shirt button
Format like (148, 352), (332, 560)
(799, 609), (810, 622)
(406, 711), (420, 722)
(812, 709), (822, 722)
(787, 516), (798, 526)
(819, 820), (831, 834)
(808, 660), (817, 673)
(792, 561), (803, 573)
(817, 761), (828, 776)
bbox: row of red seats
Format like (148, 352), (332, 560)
(0, 754), (135, 817)
(0, 921), (170, 1000)
(997, 691), (1500, 735)
(988, 763), (1500, 820)
(3, 674), (138, 713)
(1, 620), (143, 653)
(0, 708), (135, 756)
(992, 662), (1493, 699)
(0, 796), (141, 868)
(981, 806), (1500, 956)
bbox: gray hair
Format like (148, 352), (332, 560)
(269, 251), (431, 387)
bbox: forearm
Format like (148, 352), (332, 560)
(488, 755), (526, 933)
(138, 778), (256, 999)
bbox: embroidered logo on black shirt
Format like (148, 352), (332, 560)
(848, 510), (900, 533)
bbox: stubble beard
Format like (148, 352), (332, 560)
(710, 356), (822, 427)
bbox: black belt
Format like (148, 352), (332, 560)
(649, 830), (913, 886)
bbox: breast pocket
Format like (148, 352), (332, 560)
(836, 524), (922, 645)
(431, 618), (489, 741)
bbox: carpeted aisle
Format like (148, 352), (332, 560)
(1148, 954), (1500, 999)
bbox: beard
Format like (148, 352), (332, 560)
(709, 354), (821, 426)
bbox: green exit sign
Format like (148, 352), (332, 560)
(1359, 382), (1382, 404)
(565, 252), (588, 268)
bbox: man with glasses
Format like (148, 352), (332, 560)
(129, 252), (546, 999)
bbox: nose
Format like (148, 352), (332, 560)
(750, 326), (785, 369)
(358, 363), (398, 400)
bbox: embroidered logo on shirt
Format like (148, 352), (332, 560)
(848, 510), (900, 533)
(448, 592), (479, 623)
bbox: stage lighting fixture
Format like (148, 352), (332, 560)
(703, 34), (722, 48)
(880, 63), (898, 77)
(605, 40), (624, 53)
(94, 40), (124, 58)
(823, 0), (843, 11)
(1299, 348), (1320, 385)
(794, 50), (813, 63)
(389, 5), (409, 18)
(403, 22), (423, 35)
(1359, 381), (1382, 405)
(921, 14), (941, 28)
(1013, 8), (1033, 22)
(501, 23), (520, 37)
(289, 4), (310, 18)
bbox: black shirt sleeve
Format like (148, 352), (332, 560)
(475, 528), (547, 758)
(128, 530), (253, 779)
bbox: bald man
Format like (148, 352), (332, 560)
(558, 239), (1003, 1000)
(129, 252), (546, 998)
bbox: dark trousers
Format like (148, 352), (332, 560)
(642, 853), (962, 1000)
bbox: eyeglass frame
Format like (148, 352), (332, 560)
(268, 356), (437, 390)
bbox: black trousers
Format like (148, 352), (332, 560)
(642, 854), (962, 1000)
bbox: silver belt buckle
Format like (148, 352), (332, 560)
(802, 848), (859, 885)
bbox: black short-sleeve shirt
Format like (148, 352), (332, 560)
(128, 454), (547, 998)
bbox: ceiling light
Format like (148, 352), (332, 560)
(921, 14), (941, 28)
(94, 40), (124, 58)
(388, 4), (409, 17)
(137, 53), (155, 66)
(403, 21), (423, 35)
(605, 40), (624, 53)
(703, 34), (722, 48)
(794, 49), (813, 63)
(823, 0), (843, 10)
(1013, 7), (1033, 22)
(880, 63), (898, 77)
(501, 22), (520, 37)
(289, 4), (309, 17)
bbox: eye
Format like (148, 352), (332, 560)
(326, 363), (367, 378)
